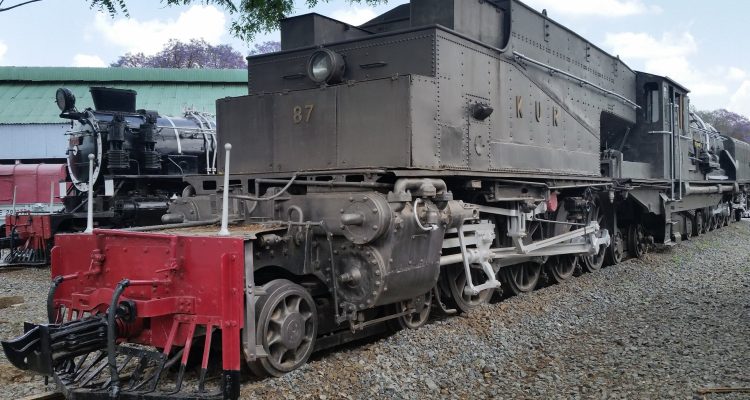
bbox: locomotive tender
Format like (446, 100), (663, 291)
(0, 87), (217, 265)
(3, 1), (749, 399)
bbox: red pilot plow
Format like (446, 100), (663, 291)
(1, 229), (250, 400)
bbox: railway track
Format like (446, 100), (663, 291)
(18, 392), (64, 400)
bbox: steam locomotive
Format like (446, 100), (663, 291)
(0, 87), (216, 264)
(2, 0), (748, 399)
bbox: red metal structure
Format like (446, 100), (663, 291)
(1, 164), (68, 265)
(0, 163), (66, 209)
(3, 229), (247, 399)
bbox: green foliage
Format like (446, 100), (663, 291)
(87, 0), (388, 42)
(89, 0), (129, 16)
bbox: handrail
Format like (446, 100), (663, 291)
(513, 51), (640, 109)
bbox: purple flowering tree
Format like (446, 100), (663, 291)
(111, 39), (248, 69)
(249, 41), (281, 55)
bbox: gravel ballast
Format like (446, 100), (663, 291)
(1, 221), (749, 399)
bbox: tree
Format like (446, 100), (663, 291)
(0, 0), (388, 42)
(111, 39), (248, 69)
(250, 41), (282, 56)
(696, 109), (750, 143)
(0, 0), (124, 14)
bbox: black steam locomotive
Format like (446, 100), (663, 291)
(2, 0), (749, 398)
(59, 86), (217, 227)
(0, 87), (216, 265)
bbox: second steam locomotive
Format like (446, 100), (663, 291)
(0, 87), (217, 264)
(2, 0), (749, 399)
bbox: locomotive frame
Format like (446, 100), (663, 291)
(2, 0), (749, 399)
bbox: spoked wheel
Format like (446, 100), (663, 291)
(546, 255), (577, 284)
(604, 229), (624, 266)
(249, 279), (317, 377)
(389, 291), (433, 330)
(582, 201), (606, 273)
(694, 212), (704, 236)
(503, 262), (542, 295)
(701, 212), (710, 234)
(708, 214), (717, 231)
(683, 217), (693, 240)
(441, 264), (493, 313)
(628, 223), (647, 259)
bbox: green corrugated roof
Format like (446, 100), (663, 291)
(0, 67), (247, 83)
(0, 67), (248, 124)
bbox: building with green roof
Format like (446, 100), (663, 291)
(0, 66), (247, 162)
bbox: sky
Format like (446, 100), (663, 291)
(0, 0), (748, 116)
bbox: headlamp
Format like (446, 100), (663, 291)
(55, 88), (76, 112)
(307, 49), (345, 84)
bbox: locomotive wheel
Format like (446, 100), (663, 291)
(683, 217), (692, 240)
(581, 201), (606, 272)
(701, 213), (710, 234)
(627, 224), (647, 259)
(389, 291), (433, 330)
(582, 243), (606, 272)
(547, 255), (577, 284)
(442, 264), (493, 313)
(708, 215), (717, 231)
(249, 279), (317, 377)
(604, 229), (624, 266)
(694, 212), (704, 236)
(503, 262), (542, 295)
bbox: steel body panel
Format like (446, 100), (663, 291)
(337, 78), (412, 168)
(410, 0), (506, 49)
(724, 137), (750, 182)
(506, 1), (636, 121)
(0, 163), (67, 205)
(233, 0), (643, 177)
(248, 30), (436, 94)
(280, 13), (371, 50)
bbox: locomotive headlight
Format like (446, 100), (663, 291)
(307, 49), (345, 84)
(55, 88), (76, 112)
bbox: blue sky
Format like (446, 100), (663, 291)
(0, 0), (748, 115)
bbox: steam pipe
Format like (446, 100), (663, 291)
(253, 178), (390, 188)
(107, 279), (130, 399)
(393, 178), (448, 198)
(682, 183), (736, 195)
